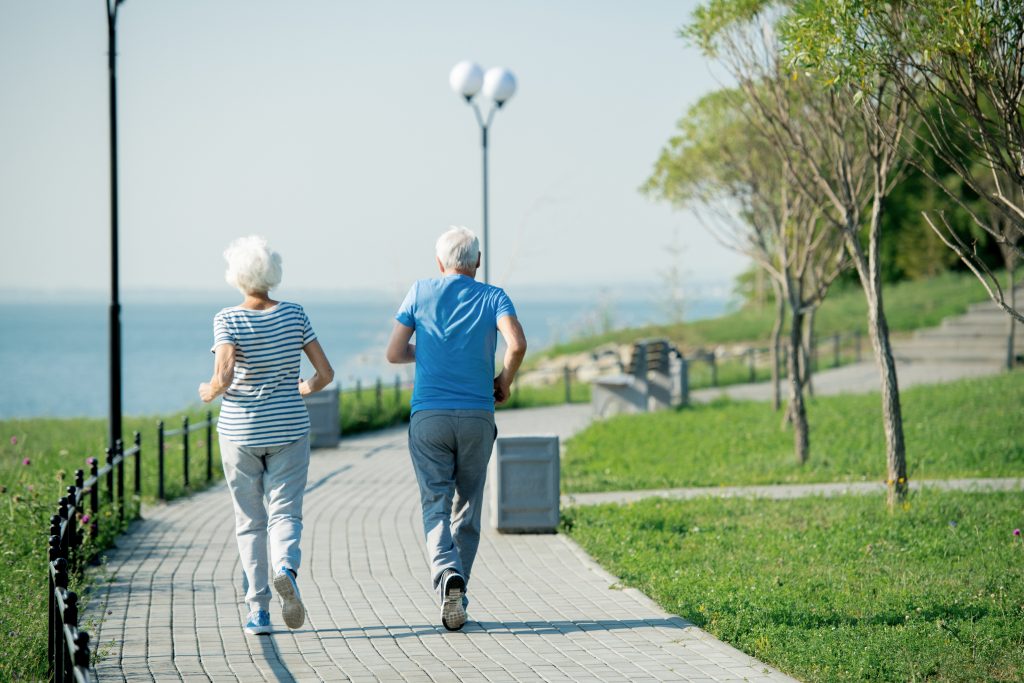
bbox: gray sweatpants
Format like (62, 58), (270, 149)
(220, 434), (310, 613)
(408, 410), (496, 599)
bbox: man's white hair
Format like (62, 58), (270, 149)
(435, 226), (480, 271)
(223, 235), (282, 294)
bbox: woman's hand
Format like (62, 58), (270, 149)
(198, 383), (217, 403)
(298, 379), (312, 397)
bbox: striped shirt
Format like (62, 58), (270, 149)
(211, 302), (316, 447)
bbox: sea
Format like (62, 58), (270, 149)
(0, 288), (732, 419)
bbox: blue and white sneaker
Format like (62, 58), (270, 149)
(243, 609), (271, 635)
(273, 567), (305, 629)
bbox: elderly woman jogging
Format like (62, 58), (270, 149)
(199, 235), (334, 636)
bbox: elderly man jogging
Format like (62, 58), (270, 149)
(386, 226), (527, 631)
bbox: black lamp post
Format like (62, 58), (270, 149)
(106, 0), (125, 451)
(449, 61), (517, 285)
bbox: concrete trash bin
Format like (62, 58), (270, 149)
(303, 383), (340, 448)
(488, 436), (560, 533)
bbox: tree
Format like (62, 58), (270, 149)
(644, 87), (847, 463)
(782, 0), (1024, 325)
(686, 0), (913, 506)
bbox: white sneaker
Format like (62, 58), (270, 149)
(440, 570), (467, 632)
(273, 567), (305, 629)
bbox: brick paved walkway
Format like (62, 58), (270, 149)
(87, 405), (794, 682)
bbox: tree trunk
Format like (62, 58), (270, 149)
(848, 189), (908, 508)
(786, 307), (809, 464)
(770, 281), (785, 411)
(802, 307), (816, 398)
(1006, 254), (1017, 370)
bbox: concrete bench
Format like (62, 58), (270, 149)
(592, 339), (685, 418)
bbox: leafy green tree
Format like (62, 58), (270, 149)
(644, 87), (847, 463)
(782, 0), (1024, 324)
(685, 0), (912, 505)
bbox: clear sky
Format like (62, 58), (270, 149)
(0, 0), (744, 297)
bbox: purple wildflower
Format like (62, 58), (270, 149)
(22, 458), (30, 466)
(86, 457), (97, 466)
(9, 436), (16, 446)
(1014, 529), (1021, 538)
(81, 514), (90, 524)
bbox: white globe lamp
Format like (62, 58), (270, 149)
(482, 67), (517, 107)
(449, 61), (484, 101)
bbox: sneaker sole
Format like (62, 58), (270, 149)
(441, 576), (467, 632)
(273, 573), (306, 629)
(244, 624), (272, 636)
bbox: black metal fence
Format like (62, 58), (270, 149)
(680, 330), (864, 389)
(46, 412), (216, 683)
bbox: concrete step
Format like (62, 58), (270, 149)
(965, 291), (1024, 316)
(916, 327), (1019, 341)
(895, 351), (1009, 364)
(941, 316), (1019, 329)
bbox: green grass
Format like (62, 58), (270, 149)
(340, 385), (412, 434)
(0, 408), (222, 681)
(562, 490), (1024, 682)
(564, 371), (1024, 493)
(537, 270), (993, 361)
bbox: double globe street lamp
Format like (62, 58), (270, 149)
(448, 61), (517, 285)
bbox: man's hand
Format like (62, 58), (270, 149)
(198, 383), (217, 403)
(493, 374), (512, 405)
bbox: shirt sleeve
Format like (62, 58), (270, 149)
(494, 288), (517, 323)
(211, 312), (235, 353)
(301, 307), (317, 346)
(395, 282), (417, 329)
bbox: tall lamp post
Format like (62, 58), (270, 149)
(448, 61), (517, 285)
(106, 0), (126, 451)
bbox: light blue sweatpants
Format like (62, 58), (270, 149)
(220, 434), (310, 613)
(408, 409), (496, 600)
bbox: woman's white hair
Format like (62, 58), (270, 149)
(435, 226), (480, 271)
(223, 235), (282, 294)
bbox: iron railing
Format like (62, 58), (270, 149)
(47, 412), (216, 682)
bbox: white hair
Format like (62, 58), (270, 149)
(223, 236), (282, 294)
(435, 226), (480, 271)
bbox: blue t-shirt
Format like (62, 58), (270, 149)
(396, 274), (517, 414)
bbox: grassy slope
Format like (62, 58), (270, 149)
(537, 270), (993, 360)
(564, 371), (1024, 493)
(0, 408), (221, 680)
(564, 491), (1024, 682)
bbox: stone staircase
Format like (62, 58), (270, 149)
(893, 287), (1023, 367)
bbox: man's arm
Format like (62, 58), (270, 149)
(385, 321), (416, 364)
(494, 315), (527, 405)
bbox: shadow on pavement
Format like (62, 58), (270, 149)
(289, 617), (693, 640)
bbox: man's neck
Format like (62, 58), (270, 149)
(443, 268), (477, 279)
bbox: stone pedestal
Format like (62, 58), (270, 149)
(303, 383), (340, 448)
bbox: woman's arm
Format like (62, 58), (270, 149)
(385, 322), (416, 364)
(199, 344), (236, 402)
(299, 339), (335, 396)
